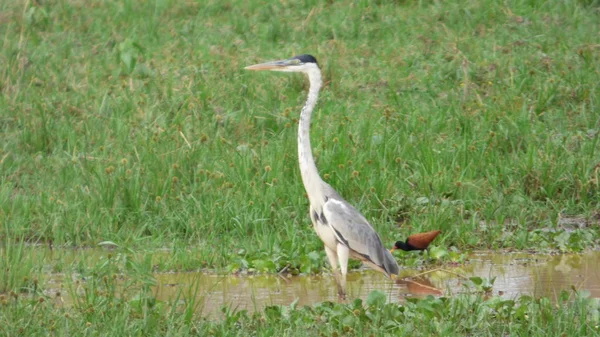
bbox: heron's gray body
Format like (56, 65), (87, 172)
(245, 55), (399, 297)
(311, 188), (399, 276)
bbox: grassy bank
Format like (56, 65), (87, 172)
(2, 0), (599, 268)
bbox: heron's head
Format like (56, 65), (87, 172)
(245, 54), (319, 73)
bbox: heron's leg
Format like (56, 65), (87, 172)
(336, 244), (349, 298)
(324, 246), (345, 298)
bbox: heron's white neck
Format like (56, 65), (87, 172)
(298, 67), (324, 205)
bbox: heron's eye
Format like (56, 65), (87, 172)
(290, 59), (301, 65)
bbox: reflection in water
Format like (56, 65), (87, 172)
(45, 251), (600, 317)
(154, 272), (400, 316)
(152, 251), (600, 316)
(395, 277), (443, 296)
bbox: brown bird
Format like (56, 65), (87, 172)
(390, 230), (441, 252)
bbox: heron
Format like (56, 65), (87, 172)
(245, 54), (399, 298)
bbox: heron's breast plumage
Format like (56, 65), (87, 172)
(310, 206), (338, 251)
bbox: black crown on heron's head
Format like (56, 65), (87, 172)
(292, 54), (319, 66)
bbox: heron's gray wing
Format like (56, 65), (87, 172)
(322, 197), (399, 276)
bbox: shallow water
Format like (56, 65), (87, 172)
(45, 250), (600, 317)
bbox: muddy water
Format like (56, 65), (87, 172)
(45, 251), (600, 317)
(461, 251), (600, 298)
(151, 251), (600, 316)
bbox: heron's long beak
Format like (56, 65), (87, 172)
(244, 59), (296, 71)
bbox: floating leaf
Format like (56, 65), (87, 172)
(470, 276), (483, 286)
(429, 246), (448, 260)
(576, 289), (591, 299)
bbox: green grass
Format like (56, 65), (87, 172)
(2, 283), (599, 336)
(1, 0), (600, 334)
(2, 0), (599, 268)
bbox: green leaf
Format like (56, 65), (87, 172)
(118, 39), (145, 74)
(252, 259), (275, 272)
(366, 290), (386, 307)
(576, 289), (591, 299)
(429, 246), (448, 260)
(120, 51), (136, 73)
(307, 251), (321, 262)
(559, 290), (571, 302)
(290, 298), (299, 311)
(470, 276), (483, 286)
(342, 314), (355, 326)
(553, 231), (571, 251)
